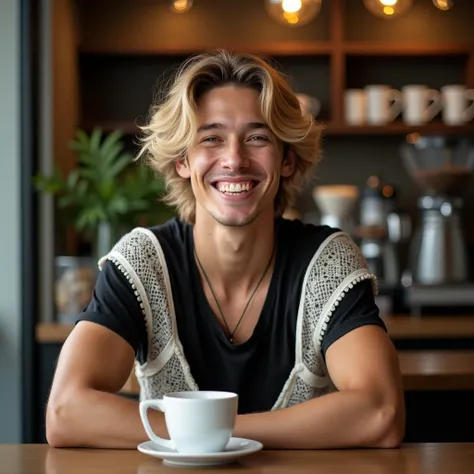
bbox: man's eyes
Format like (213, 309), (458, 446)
(199, 135), (271, 144)
(248, 135), (270, 142)
(201, 136), (219, 143)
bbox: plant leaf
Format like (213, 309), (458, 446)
(107, 154), (132, 179)
(89, 128), (103, 153)
(100, 129), (124, 158)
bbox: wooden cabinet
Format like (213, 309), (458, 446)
(71, 0), (474, 139)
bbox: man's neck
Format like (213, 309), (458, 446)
(193, 211), (276, 298)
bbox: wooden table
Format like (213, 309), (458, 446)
(2, 443), (474, 474)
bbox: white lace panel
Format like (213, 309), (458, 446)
(300, 233), (376, 376)
(104, 229), (173, 363)
(138, 354), (193, 401)
(285, 378), (318, 408)
(313, 234), (377, 353)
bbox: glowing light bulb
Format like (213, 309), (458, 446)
(432, 0), (454, 10)
(282, 0), (302, 13)
(364, 0), (412, 19)
(168, 0), (193, 13)
(265, 0), (322, 27)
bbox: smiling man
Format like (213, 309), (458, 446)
(46, 50), (405, 449)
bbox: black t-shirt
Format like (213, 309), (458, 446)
(77, 217), (385, 414)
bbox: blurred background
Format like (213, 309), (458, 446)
(1, 0), (474, 445)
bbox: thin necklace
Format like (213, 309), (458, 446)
(194, 244), (276, 344)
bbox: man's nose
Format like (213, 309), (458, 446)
(221, 139), (249, 169)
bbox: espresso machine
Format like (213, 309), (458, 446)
(357, 176), (411, 289)
(400, 134), (474, 315)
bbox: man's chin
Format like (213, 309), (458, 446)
(209, 209), (260, 228)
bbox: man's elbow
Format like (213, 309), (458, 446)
(371, 402), (405, 448)
(46, 395), (77, 448)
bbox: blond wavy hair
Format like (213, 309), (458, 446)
(137, 49), (322, 223)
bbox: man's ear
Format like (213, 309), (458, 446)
(176, 157), (191, 179)
(281, 149), (296, 178)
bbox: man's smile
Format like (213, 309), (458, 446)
(211, 179), (260, 196)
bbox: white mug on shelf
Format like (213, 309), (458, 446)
(296, 93), (321, 118)
(402, 85), (442, 126)
(139, 391), (238, 455)
(344, 89), (366, 126)
(441, 85), (474, 126)
(365, 85), (403, 126)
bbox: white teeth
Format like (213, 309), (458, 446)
(215, 181), (254, 194)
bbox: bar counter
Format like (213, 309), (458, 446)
(35, 316), (474, 343)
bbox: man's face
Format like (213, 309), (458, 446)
(176, 85), (294, 227)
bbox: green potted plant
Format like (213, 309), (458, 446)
(34, 128), (174, 323)
(34, 127), (174, 258)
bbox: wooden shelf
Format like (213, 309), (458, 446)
(83, 120), (474, 137)
(79, 42), (473, 58)
(79, 41), (334, 57)
(343, 42), (472, 56)
(324, 122), (474, 136)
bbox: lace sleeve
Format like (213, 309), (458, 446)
(298, 232), (377, 377)
(98, 228), (174, 366)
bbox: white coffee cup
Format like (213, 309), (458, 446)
(365, 85), (403, 125)
(139, 391), (238, 454)
(344, 89), (366, 125)
(402, 85), (441, 125)
(441, 85), (474, 125)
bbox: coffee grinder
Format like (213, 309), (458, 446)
(400, 134), (474, 315)
(312, 185), (359, 235)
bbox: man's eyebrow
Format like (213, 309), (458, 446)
(197, 123), (225, 132)
(245, 122), (270, 130)
(196, 122), (270, 133)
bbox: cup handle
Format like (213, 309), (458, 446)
(389, 90), (403, 121)
(425, 89), (442, 121)
(463, 89), (474, 121)
(139, 400), (174, 449)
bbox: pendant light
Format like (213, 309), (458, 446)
(265, 0), (322, 27)
(432, 0), (454, 10)
(168, 0), (193, 13)
(363, 0), (413, 19)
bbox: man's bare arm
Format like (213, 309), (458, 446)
(233, 326), (405, 449)
(46, 321), (168, 448)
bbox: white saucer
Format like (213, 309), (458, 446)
(137, 437), (263, 467)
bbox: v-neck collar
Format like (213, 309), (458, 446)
(187, 221), (281, 349)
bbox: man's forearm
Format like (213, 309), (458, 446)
(46, 388), (168, 449)
(234, 390), (404, 449)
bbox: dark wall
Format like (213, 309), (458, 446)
(77, 0), (332, 51)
